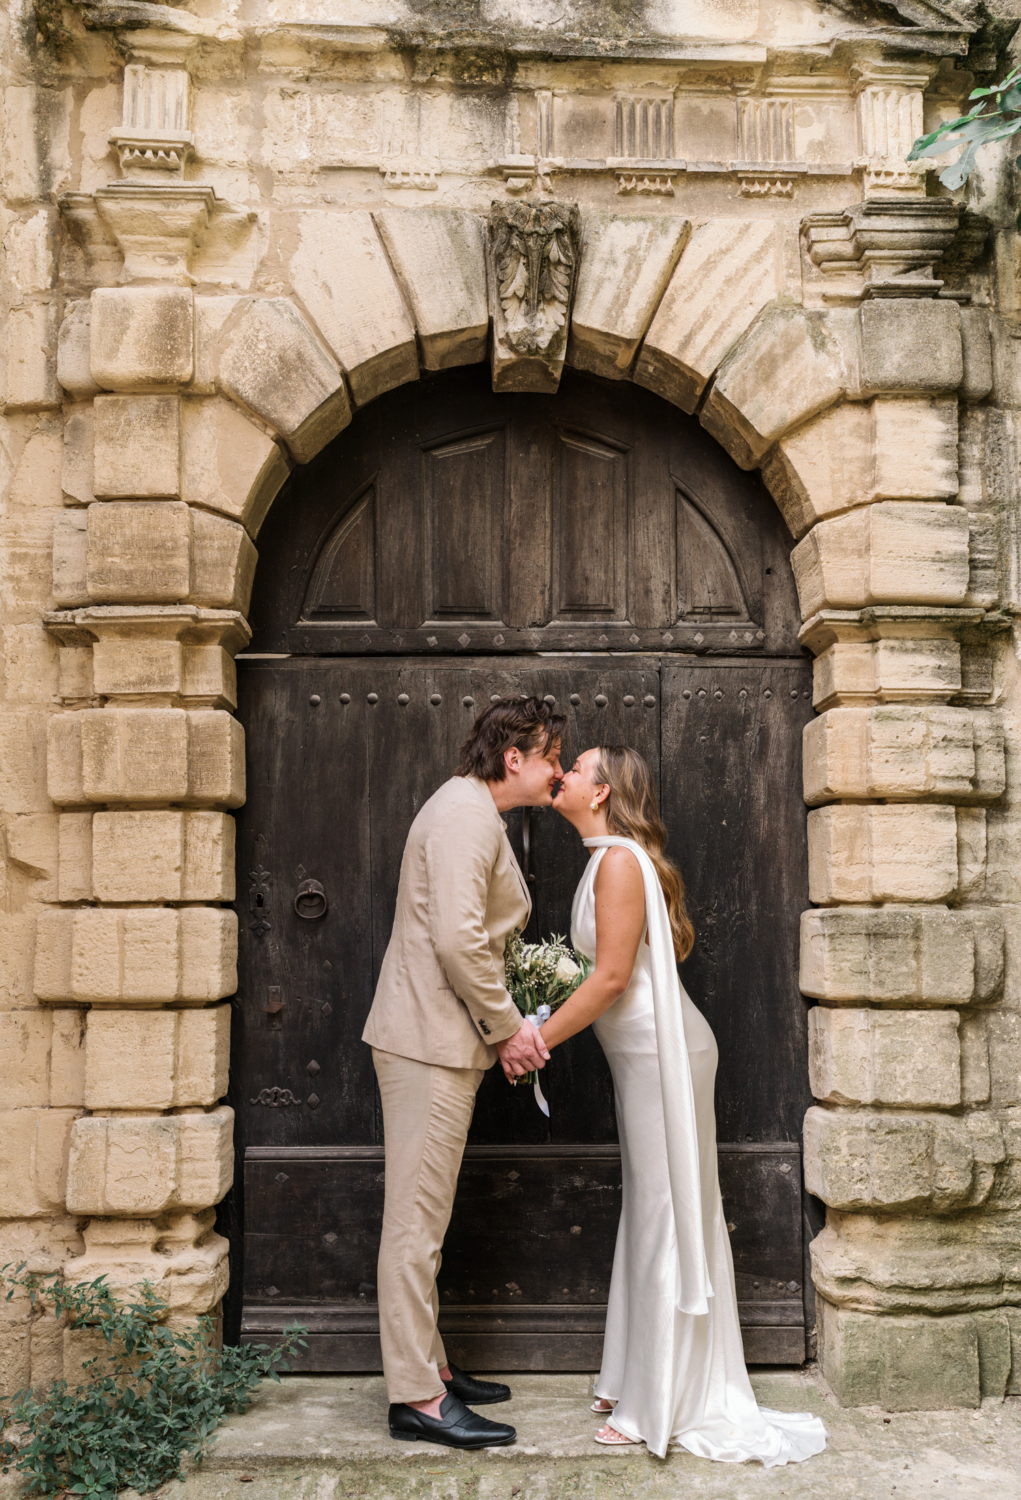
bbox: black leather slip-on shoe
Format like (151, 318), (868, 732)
(388, 1393), (516, 1448)
(442, 1361), (511, 1405)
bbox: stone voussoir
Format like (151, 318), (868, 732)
(762, 396), (959, 542)
(568, 210), (689, 381)
(216, 296), (352, 464)
(791, 502), (971, 619)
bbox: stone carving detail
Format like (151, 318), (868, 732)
(488, 200), (581, 392)
(733, 97), (804, 197)
(615, 96), (674, 159)
(803, 197), (965, 301)
(737, 98), (794, 164)
(852, 64), (930, 197)
(616, 172), (675, 197)
(110, 64), (194, 179)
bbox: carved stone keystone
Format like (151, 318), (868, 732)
(487, 199), (581, 392)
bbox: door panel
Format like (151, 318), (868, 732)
(249, 365), (803, 657)
(234, 654), (813, 1368)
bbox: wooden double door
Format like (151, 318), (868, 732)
(226, 367), (815, 1368)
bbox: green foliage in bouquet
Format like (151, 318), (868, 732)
(504, 932), (586, 1020)
(0, 1265), (306, 1500)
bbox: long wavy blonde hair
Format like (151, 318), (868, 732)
(593, 746), (695, 961)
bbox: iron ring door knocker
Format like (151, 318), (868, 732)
(294, 878), (328, 919)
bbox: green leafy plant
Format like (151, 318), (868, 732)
(0, 1264), (306, 1499)
(908, 66), (1021, 209)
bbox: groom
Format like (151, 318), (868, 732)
(362, 695), (567, 1449)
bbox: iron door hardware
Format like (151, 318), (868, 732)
(294, 879), (328, 919)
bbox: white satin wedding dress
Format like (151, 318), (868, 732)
(571, 837), (827, 1464)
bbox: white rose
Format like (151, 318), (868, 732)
(556, 955), (580, 982)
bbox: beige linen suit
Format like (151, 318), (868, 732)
(363, 775), (530, 1402)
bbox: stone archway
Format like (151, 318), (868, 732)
(36, 198), (1010, 1408)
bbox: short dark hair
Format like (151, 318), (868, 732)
(457, 696), (567, 782)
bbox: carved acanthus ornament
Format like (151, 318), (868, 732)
(487, 200), (581, 392)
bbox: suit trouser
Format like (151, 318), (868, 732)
(372, 1047), (485, 1405)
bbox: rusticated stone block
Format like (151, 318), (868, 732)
(808, 804), (961, 904)
(57, 300), (100, 400)
(84, 1005), (229, 1109)
(763, 398), (959, 541)
(181, 396), (288, 537)
(635, 218), (777, 413)
(93, 395), (181, 499)
(700, 305), (849, 468)
(87, 500), (191, 602)
(374, 207), (488, 372)
(90, 286), (194, 391)
(2, 303), (60, 411)
(0, 1006), (85, 1108)
(859, 298), (963, 396)
(64, 1209), (228, 1316)
(803, 705), (1004, 805)
(801, 906), (1004, 1007)
(0, 1108), (80, 1217)
(53, 508), (89, 607)
(290, 210), (418, 406)
(62, 404), (94, 504)
(217, 297), (351, 464)
(48, 707), (244, 807)
(809, 1008), (960, 1108)
(34, 906), (236, 1005)
(817, 1300), (981, 1409)
(792, 502), (970, 617)
(65, 1106), (233, 1215)
(89, 810), (235, 901)
(568, 212), (689, 380)
(803, 1106), (1003, 1214)
(0, 1010), (53, 1107)
(812, 638), (961, 713)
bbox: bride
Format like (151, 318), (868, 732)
(537, 745), (827, 1465)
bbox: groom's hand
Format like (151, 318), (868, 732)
(497, 1021), (551, 1081)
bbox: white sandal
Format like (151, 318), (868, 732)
(594, 1423), (639, 1446)
(590, 1398), (615, 1413)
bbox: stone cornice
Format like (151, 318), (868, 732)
(69, 4), (976, 62)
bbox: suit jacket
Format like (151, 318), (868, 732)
(362, 775), (531, 1069)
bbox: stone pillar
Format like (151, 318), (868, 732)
(762, 258), (1015, 1404)
(3, 36), (290, 1375)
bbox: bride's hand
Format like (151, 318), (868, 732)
(497, 1020), (550, 1081)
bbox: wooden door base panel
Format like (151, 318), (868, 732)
(241, 1301), (807, 1369)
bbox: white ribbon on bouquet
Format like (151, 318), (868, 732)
(522, 1005), (551, 1116)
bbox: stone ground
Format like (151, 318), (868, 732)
(126, 1368), (1021, 1500)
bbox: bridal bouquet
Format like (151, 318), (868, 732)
(504, 933), (586, 1115)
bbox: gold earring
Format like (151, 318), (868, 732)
(589, 800), (599, 811)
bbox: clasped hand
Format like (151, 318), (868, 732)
(497, 1019), (550, 1082)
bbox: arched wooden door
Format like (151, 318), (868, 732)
(226, 365), (815, 1369)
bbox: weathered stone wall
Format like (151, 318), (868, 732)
(2, 0), (1021, 1408)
